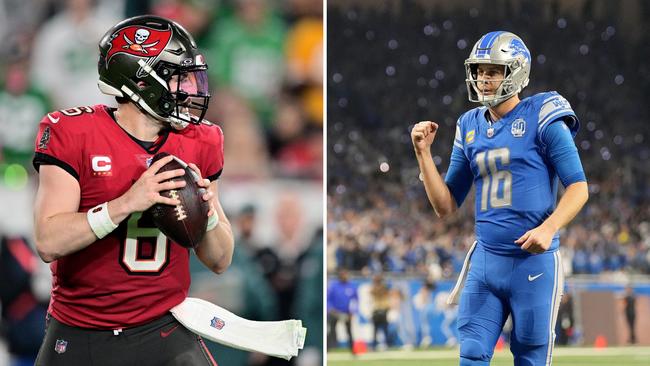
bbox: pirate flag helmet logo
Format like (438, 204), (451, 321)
(104, 25), (173, 78)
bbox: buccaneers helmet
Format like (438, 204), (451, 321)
(465, 31), (531, 108)
(97, 15), (209, 129)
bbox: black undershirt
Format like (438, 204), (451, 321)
(106, 107), (168, 152)
(133, 138), (155, 150)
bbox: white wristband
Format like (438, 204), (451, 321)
(206, 213), (219, 232)
(87, 202), (118, 239)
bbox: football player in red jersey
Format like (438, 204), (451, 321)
(32, 15), (233, 365)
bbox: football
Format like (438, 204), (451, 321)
(146, 152), (209, 248)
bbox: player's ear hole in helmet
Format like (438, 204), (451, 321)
(97, 15), (210, 130)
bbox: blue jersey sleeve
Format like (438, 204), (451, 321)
(326, 283), (335, 311)
(444, 145), (474, 207)
(537, 92), (579, 135)
(540, 120), (586, 187)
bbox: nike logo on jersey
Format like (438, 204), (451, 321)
(47, 113), (60, 124)
(160, 324), (179, 338)
(528, 273), (543, 281)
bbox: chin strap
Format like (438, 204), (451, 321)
(169, 119), (189, 130)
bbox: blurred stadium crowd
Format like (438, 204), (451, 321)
(0, 0), (323, 365)
(0, 0), (323, 179)
(327, 0), (650, 278)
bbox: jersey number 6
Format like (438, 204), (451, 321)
(120, 212), (170, 275)
(476, 147), (512, 211)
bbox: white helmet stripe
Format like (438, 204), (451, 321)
(475, 31), (505, 58)
(137, 59), (169, 91)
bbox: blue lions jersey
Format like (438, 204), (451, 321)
(445, 91), (582, 256)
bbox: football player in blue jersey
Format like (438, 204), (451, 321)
(411, 31), (588, 366)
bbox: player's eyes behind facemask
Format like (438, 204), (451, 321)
(167, 68), (210, 127)
(170, 70), (209, 101)
(172, 72), (207, 114)
(472, 64), (506, 81)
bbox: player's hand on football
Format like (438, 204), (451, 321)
(188, 163), (216, 217)
(123, 155), (187, 212)
(411, 121), (438, 153)
(515, 223), (556, 254)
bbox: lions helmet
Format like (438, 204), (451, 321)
(465, 31), (531, 108)
(97, 15), (210, 129)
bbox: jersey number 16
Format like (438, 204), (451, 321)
(476, 147), (512, 211)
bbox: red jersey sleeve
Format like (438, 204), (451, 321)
(33, 111), (83, 180)
(200, 125), (224, 181)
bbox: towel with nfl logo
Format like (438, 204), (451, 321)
(170, 297), (307, 360)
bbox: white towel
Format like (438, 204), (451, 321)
(170, 297), (306, 360)
(446, 241), (477, 305)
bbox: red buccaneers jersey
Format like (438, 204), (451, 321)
(32, 105), (224, 329)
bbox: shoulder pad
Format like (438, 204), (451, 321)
(57, 106), (100, 119)
(42, 105), (102, 125)
(536, 91), (577, 133)
(454, 107), (484, 150)
(180, 120), (223, 137)
(458, 106), (485, 126)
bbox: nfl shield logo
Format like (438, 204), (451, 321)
(54, 339), (68, 354)
(511, 118), (526, 137)
(210, 316), (225, 330)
